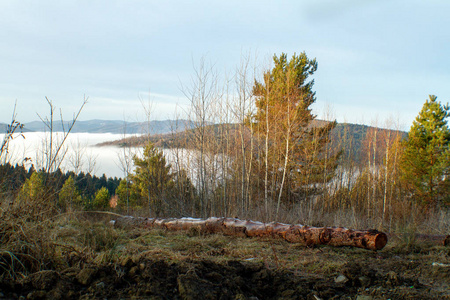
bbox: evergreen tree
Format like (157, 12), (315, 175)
(93, 187), (110, 209)
(19, 171), (45, 202)
(58, 175), (81, 211)
(131, 142), (174, 216)
(400, 95), (450, 206)
(115, 178), (140, 211)
(107, 177), (120, 196)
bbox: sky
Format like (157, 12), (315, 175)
(1, 0), (449, 130)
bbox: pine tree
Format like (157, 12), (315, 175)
(251, 52), (339, 212)
(115, 178), (140, 211)
(19, 172), (45, 202)
(58, 175), (81, 211)
(131, 142), (174, 216)
(400, 95), (450, 206)
(93, 187), (110, 210)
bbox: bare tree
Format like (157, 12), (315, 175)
(0, 102), (25, 165)
(37, 96), (88, 173)
(231, 54), (256, 216)
(68, 138), (98, 175)
(181, 57), (220, 217)
(116, 118), (136, 214)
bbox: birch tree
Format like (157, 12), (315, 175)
(251, 52), (338, 217)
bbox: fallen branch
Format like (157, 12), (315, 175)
(113, 216), (388, 251)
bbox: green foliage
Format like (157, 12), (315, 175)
(0, 163), (33, 197)
(131, 142), (174, 215)
(93, 187), (111, 210)
(115, 179), (129, 210)
(253, 52), (318, 123)
(400, 95), (450, 206)
(0, 163), (121, 207)
(18, 171), (45, 202)
(115, 178), (140, 211)
(58, 175), (82, 211)
(71, 172), (120, 201)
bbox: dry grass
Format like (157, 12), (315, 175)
(254, 201), (450, 236)
(0, 200), (56, 280)
(0, 195), (120, 280)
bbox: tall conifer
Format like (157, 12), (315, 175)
(400, 95), (450, 206)
(131, 142), (174, 216)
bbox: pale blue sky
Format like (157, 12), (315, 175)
(1, 0), (449, 129)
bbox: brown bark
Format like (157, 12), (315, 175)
(113, 216), (388, 251)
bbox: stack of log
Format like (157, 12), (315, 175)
(113, 216), (389, 251)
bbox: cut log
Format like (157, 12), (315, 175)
(112, 216), (388, 251)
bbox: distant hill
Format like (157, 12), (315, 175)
(0, 123), (8, 133)
(97, 123), (243, 148)
(98, 119), (340, 148)
(4, 119), (196, 135)
(0, 122), (32, 134)
(331, 123), (407, 163)
(97, 120), (407, 164)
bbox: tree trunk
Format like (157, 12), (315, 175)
(383, 130), (391, 223)
(113, 216), (388, 251)
(264, 84), (270, 215)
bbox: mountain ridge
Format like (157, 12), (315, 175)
(1, 119), (195, 135)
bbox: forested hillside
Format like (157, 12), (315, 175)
(98, 121), (407, 165)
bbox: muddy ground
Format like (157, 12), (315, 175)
(0, 226), (449, 299)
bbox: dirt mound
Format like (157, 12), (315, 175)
(0, 257), (446, 300)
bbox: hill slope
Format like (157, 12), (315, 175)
(97, 120), (407, 164)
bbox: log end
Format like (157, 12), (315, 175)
(372, 231), (388, 250)
(444, 235), (450, 246)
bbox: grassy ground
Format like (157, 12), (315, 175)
(0, 212), (449, 299)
